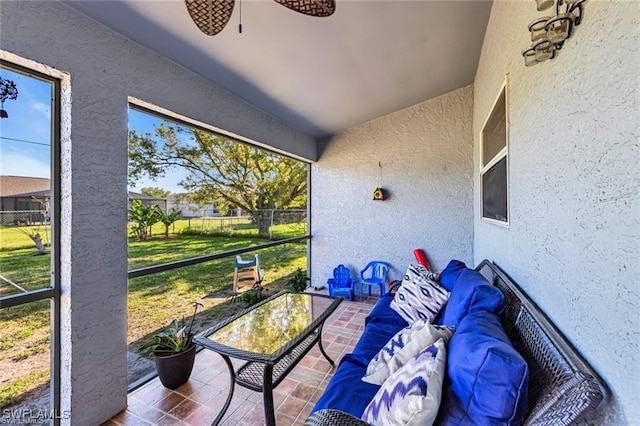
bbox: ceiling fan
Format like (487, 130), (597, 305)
(185, 0), (336, 36)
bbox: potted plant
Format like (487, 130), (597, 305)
(141, 302), (203, 389)
(288, 269), (310, 292)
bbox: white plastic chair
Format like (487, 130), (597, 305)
(233, 254), (265, 292)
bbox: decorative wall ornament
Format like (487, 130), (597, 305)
(521, 0), (586, 67)
(0, 76), (19, 119)
(373, 187), (385, 201)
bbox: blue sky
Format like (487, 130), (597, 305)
(0, 66), (185, 193)
(128, 109), (188, 193)
(0, 67), (52, 179)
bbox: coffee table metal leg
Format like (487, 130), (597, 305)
(263, 364), (276, 426)
(211, 354), (235, 426)
(316, 323), (335, 367)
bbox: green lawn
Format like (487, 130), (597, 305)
(126, 234), (307, 350)
(0, 225), (52, 252)
(0, 223), (307, 408)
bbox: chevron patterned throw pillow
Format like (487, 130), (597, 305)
(361, 338), (447, 426)
(362, 319), (453, 386)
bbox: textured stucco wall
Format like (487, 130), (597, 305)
(0, 1), (316, 424)
(473, 1), (639, 423)
(311, 86), (473, 289)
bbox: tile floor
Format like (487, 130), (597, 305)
(104, 295), (377, 426)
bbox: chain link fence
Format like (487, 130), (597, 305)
(262, 209), (307, 226)
(172, 209), (307, 238)
(4, 209), (306, 235)
(125, 209), (307, 238)
(0, 210), (49, 226)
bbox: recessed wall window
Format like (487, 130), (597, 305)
(480, 80), (508, 225)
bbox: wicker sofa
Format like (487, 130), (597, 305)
(305, 260), (610, 425)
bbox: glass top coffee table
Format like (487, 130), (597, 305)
(194, 291), (342, 426)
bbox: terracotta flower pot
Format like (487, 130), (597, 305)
(153, 343), (196, 389)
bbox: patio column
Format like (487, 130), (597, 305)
(58, 85), (129, 423)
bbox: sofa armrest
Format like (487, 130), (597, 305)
(304, 409), (370, 426)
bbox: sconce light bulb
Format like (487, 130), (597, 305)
(536, 0), (554, 11)
(546, 13), (575, 43)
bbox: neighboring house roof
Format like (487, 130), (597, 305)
(6, 189), (51, 198)
(166, 193), (216, 208)
(0, 176), (50, 197)
(0, 178), (167, 202)
(166, 193), (195, 203)
(2, 189), (163, 200)
(127, 191), (167, 203)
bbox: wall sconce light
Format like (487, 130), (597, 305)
(522, 0), (586, 67)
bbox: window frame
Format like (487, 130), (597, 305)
(480, 78), (509, 227)
(124, 100), (312, 390)
(0, 56), (62, 424)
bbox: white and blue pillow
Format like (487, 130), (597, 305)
(390, 264), (450, 324)
(414, 264), (439, 282)
(361, 338), (447, 426)
(362, 319), (453, 386)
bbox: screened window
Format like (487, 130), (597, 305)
(480, 81), (508, 225)
(125, 104), (309, 385)
(0, 60), (60, 419)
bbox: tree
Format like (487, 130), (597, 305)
(158, 208), (182, 239)
(128, 200), (161, 240)
(18, 197), (50, 255)
(18, 226), (48, 255)
(129, 124), (307, 237)
(141, 187), (171, 199)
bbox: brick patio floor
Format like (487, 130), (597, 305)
(104, 294), (377, 426)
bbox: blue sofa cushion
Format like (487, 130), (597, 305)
(311, 353), (380, 417)
(437, 311), (528, 425)
(365, 293), (408, 328)
(439, 267), (504, 328)
(438, 260), (467, 291)
(312, 295), (408, 418)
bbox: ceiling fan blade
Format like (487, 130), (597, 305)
(185, 0), (235, 36)
(273, 0), (336, 17)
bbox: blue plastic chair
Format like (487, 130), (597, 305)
(327, 264), (356, 301)
(359, 261), (390, 300)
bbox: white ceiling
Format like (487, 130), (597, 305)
(66, 0), (493, 138)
